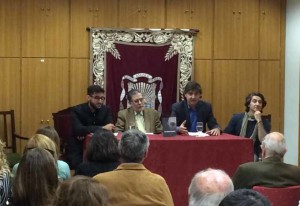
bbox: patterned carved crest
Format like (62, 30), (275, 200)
(120, 73), (163, 114)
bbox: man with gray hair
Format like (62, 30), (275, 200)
(93, 130), (174, 206)
(188, 168), (234, 206)
(115, 89), (162, 133)
(233, 132), (300, 189)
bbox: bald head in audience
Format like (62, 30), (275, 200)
(261, 131), (286, 160)
(232, 132), (300, 189)
(188, 168), (234, 206)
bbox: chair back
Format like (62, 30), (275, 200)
(0, 110), (28, 168)
(0, 110), (17, 152)
(253, 185), (300, 206)
(52, 107), (73, 160)
(262, 114), (271, 123)
(120, 73), (163, 114)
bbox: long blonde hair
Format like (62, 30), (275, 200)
(0, 139), (9, 171)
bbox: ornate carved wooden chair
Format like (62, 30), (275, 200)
(120, 72), (163, 113)
(52, 107), (73, 161)
(0, 110), (28, 168)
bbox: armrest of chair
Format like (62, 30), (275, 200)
(14, 133), (29, 140)
(7, 133), (28, 169)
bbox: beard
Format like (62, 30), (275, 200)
(89, 101), (102, 110)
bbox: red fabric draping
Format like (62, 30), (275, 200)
(105, 43), (178, 121)
(84, 133), (253, 206)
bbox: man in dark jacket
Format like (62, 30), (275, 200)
(233, 132), (300, 189)
(69, 85), (114, 169)
(171, 81), (221, 135)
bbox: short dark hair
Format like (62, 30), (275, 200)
(127, 89), (141, 102)
(52, 176), (108, 206)
(184, 81), (202, 95)
(87, 129), (120, 162)
(244, 92), (267, 112)
(87, 85), (105, 96)
(118, 130), (149, 163)
(219, 189), (271, 206)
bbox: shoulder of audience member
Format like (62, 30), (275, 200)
(57, 160), (70, 169)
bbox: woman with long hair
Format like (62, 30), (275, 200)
(12, 133), (69, 181)
(12, 148), (58, 206)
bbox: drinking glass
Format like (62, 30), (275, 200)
(196, 122), (203, 132)
(129, 122), (136, 130)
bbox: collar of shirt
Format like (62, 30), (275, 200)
(134, 111), (144, 117)
(188, 107), (197, 112)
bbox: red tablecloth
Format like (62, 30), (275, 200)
(84, 133), (253, 206)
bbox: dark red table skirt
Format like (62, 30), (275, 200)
(84, 133), (253, 206)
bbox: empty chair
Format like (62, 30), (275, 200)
(253, 185), (300, 206)
(52, 107), (72, 161)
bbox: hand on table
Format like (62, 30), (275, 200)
(178, 120), (188, 135)
(76, 136), (85, 141)
(103, 123), (115, 131)
(206, 128), (221, 136)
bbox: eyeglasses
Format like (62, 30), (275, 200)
(91, 95), (106, 101)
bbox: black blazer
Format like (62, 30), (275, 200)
(171, 100), (220, 132)
(233, 156), (300, 189)
(71, 102), (113, 136)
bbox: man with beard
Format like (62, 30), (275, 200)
(69, 85), (115, 169)
(115, 89), (162, 133)
(171, 81), (221, 136)
(224, 92), (271, 161)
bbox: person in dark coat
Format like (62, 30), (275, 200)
(171, 81), (221, 135)
(75, 129), (120, 177)
(69, 85), (115, 169)
(232, 132), (300, 189)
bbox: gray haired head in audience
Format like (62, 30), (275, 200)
(261, 132), (286, 160)
(188, 168), (234, 206)
(118, 129), (149, 163)
(219, 189), (271, 206)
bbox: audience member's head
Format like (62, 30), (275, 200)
(36, 125), (60, 156)
(244, 92), (267, 112)
(24, 133), (58, 161)
(261, 132), (286, 160)
(87, 129), (120, 163)
(52, 175), (108, 206)
(13, 148), (58, 206)
(219, 189), (271, 206)
(118, 129), (149, 163)
(127, 89), (144, 112)
(188, 168), (234, 206)
(0, 139), (9, 171)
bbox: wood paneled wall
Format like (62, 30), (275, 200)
(0, 0), (285, 153)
